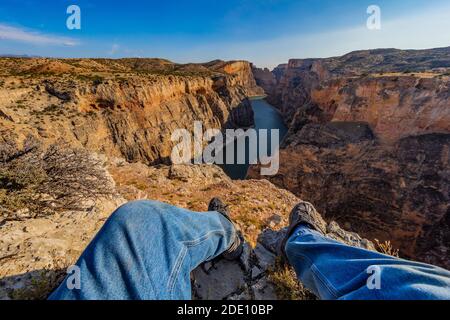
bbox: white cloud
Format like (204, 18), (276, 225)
(0, 23), (79, 46)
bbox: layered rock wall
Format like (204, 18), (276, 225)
(0, 59), (262, 165)
(252, 48), (450, 268)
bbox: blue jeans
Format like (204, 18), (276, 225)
(286, 226), (450, 300)
(49, 200), (450, 300)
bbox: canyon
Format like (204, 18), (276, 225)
(0, 58), (262, 165)
(0, 57), (374, 300)
(251, 47), (450, 269)
(0, 47), (449, 299)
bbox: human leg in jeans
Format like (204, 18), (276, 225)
(50, 198), (450, 300)
(282, 202), (450, 300)
(49, 199), (242, 300)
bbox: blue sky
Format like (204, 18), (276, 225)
(1, 0), (450, 68)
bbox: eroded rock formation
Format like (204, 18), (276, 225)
(252, 47), (450, 269)
(0, 145), (374, 300)
(0, 58), (262, 166)
(0, 57), (376, 300)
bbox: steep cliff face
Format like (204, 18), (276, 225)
(252, 48), (450, 269)
(257, 47), (450, 125)
(225, 98), (255, 129)
(210, 60), (265, 97)
(251, 130), (449, 266)
(252, 67), (277, 95)
(252, 64), (288, 99)
(0, 58), (379, 300)
(0, 58), (262, 165)
(282, 75), (450, 144)
(0, 146), (375, 300)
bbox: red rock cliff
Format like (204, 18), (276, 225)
(251, 48), (450, 268)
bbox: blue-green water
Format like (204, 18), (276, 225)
(220, 97), (288, 180)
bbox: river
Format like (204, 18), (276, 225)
(220, 97), (288, 180)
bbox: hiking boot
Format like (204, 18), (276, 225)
(279, 201), (327, 260)
(208, 197), (243, 261)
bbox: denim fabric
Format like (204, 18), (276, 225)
(49, 200), (235, 300)
(286, 225), (450, 300)
(50, 200), (450, 300)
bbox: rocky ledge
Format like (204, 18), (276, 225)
(0, 58), (263, 166)
(193, 222), (374, 300)
(252, 47), (450, 269)
(0, 143), (375, 300)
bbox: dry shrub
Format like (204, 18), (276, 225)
(267, 257), (317, 300)
(374, 239), (400, 257)
(0, 142), (116, 223)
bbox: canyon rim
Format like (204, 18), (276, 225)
(0, 47), (449, 299)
